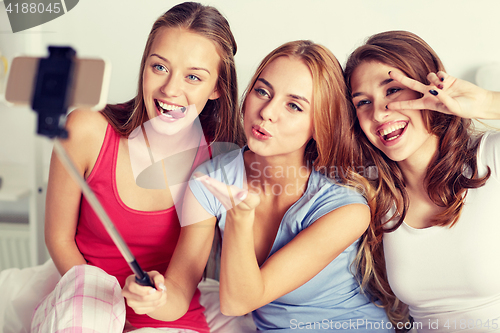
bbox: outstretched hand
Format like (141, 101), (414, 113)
(387, 71), (497, 119)
(193, 172), (260, 214)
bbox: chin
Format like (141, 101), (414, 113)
(247, 141), (273, 156)
(150, 120), (185, 136)
(381, 147), (413, 163)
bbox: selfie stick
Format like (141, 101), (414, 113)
(32, 46), (155, 288)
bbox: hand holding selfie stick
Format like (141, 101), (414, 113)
(27, 46), (155, 288)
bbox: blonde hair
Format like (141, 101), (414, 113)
(243, 40), (380, 321)
(242, 40), (364, 182)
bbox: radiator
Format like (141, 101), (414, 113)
(0, 222), (31, 271)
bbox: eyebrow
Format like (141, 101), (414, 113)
(150, 53), (211, 74)
(351, 78), (394, 98)
(379, 78), (394, 87)
(257, 78), (310, 104)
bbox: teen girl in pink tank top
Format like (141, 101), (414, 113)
(37, 2), (244, 331)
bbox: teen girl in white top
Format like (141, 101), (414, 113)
(344, 30), (500, 332)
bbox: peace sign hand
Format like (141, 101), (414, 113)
(387, 71), (498, 119)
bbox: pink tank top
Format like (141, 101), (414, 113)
(75, 124), (210, 331)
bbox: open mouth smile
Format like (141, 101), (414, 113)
(155, 100), (187, 119)
(377, 121), (408, 144)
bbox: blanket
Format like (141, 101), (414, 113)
(0, 260), (255, 333)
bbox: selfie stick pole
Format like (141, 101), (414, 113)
(52, 140), (154, 287)
(33, 46), (155, 288)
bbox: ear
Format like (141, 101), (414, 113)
(208, 87), (220, 100)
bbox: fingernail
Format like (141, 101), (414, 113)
(429, 90), (438, 96)
(438, 84), (443, 90)
(159, 283), (166, 292)
(149, 288), (156, 295)
(237, 191), (248, 200)
(192, 172), (203, 179)
(440, 77), (444, 82)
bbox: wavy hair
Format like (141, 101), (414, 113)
(241, 40), (380, 317)
(101, 2), (244, 146)
(344, 30), (491, 327)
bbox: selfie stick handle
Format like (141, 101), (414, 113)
(52, 140), (155, 288)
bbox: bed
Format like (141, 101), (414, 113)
(0, 259), (256, 333)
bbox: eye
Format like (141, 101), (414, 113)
(254, 88), (270, 98)
(288, 102), (303, 112)
(153, 64), (167, 72)
(386, 87), (402, 96)
(355, 99), (371, 108)
(187, 74), (201, 81)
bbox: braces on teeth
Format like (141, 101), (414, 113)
(157, 100), (186, 115)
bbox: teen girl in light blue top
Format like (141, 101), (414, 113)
(186, 40), (393, 332)
(190, 147), (391, 332)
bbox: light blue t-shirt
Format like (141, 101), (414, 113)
(189, 147), (393, 332)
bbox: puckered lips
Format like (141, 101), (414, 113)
(376, 121), (408, 145)
(155, 99), (187, 120)
(251, 124), (272, 140)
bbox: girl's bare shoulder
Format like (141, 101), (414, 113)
(61, 109), (110, 172)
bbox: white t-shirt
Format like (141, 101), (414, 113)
(383, 131), (500, 333)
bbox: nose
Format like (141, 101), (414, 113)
(259, 99), (279, 122)
(372, 99), (390, 123)
(160, 73), (181, 97)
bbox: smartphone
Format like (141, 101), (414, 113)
(5, 56), (111, 111)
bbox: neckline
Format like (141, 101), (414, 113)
(113, 131), (207, 215)
(225, 147), (316, 264)
(401, 220), (439, 232)
(264, 168), (316, 262)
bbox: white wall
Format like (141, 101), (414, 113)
(28, 0), (500, 102)
(1, 0), (499, 214)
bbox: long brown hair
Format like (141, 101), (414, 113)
(101, 2), (244, 146)
(344, 30), (491, 325)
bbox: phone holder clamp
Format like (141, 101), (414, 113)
(31, 46), (76, 139)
